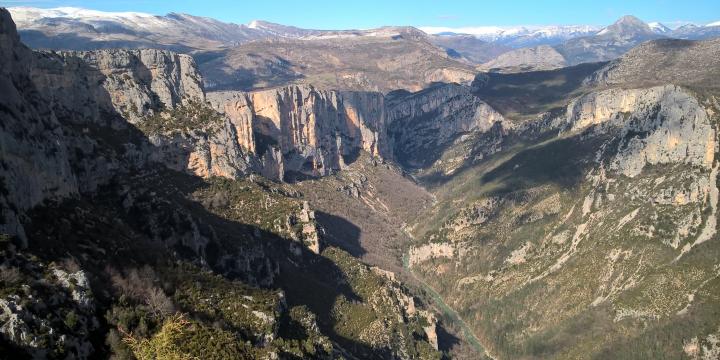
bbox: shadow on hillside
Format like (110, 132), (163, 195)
(436, 322), (462, 358)
(417, 127), (611, 196)
(0, 336), (32, 360)
(13, 51), (388, 358)
(479, 132), (610, 195)
(386, 82), (500, 170)
(24, 167), (380, 357)
(314, 211), (364, 257)
(25, 157), (380, 359)
(472, 62), (606, 117)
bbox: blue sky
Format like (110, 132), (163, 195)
(1, 0), (719, 29)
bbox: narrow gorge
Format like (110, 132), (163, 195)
(2, 4), (720, 360)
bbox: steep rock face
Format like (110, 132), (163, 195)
(209, 85), (391, 180)
(147, 119), (254, 179)
(31, 48), (204, 124)
(27, 45), (220, 182)
(387, 84), (505, 168)
(209, 92), (256, 153)
(559, 85), (715, 177)
(75, 49), (205, 122)
(33, 46), (254, 181)
(0, 9), (77, 245)
(0, 8), (235, 244)
(209, 84), (507, 179)
(77, 49), (205, 116)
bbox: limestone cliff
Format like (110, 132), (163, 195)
(208, 85), (391, 180)
(0, 9), (77, 245)
(558, 85), (715, 177)
(0, 9), (232, 244)
(31, 48), (204, 125)
(387, 83), (505, 168)
(33, 45), (257, 181)
(207, 83), (506, 180)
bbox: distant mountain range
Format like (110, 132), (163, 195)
(421, 18), (720, 47)
(420, 24), (601, 48)
(478, 15), (720, 73)
(11, 6), (720, 50)
(7, 6), (720, 86)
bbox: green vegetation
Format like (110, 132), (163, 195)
(324, 247), (442, 360)
(125, 314), (258, 360)
(193, 176), (303, 237)
(2, 159), (441, 359)
(137, 100), (224, 136)
(163, 262), (280, 341)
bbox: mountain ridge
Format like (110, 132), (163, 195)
(9, 6), (720, 86)
(2, 5), (720, 360)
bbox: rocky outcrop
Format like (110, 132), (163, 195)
(559, 85), (715, 177)
(0, 258), (99, 360)
(31, 48), (204, 125)
(418, 310), (439, 351)
(33, 44), (256, 181)
(387, 83), (505, 168)
(408, 243), (455, 267)
(82, 49), (204, 115)
(146, 112), (255, 179)
(293, 201), (323, 254)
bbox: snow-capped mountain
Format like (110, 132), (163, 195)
(648, 21), (672, 34)
(556, 15), (665, 65)
(419, 24), (600, 47)
(8, 6), (268, 50)
(421, 17), (720, 49)
(10, 7), (257, 41)
(671, 21), (720, 40)
(7, 6), (720, 69)
(8, 6), (434, 50)
(9, 6), (155, 26)
(594, 15), (657, 37)
(247, 19), (428, 40)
